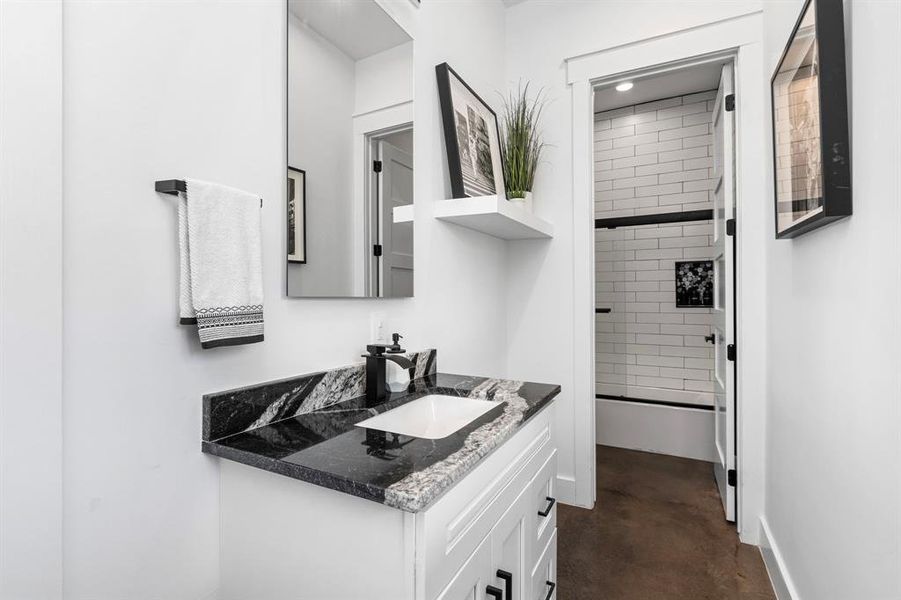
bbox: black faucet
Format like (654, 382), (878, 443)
(362, 333), (416, 407)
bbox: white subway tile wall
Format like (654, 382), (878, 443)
(594, 90), (716, 407)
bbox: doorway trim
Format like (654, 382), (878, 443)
(352, 101), (414, 296)
(565, 10), (767, 544)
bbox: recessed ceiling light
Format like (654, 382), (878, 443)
(616, 82), (634, 92)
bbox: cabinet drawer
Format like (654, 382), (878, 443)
(530, 449), (557, 564)
(420, 409), (553, 600)
(529, 529), (557, 600)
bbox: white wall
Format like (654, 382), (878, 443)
(0, 1), (63, 598)
(0, 1), (511, 599)
(355, 41), (414, 116)
(503, 0), (762, 508)
(286, 15), (356, 297)
(761, 1), (901, 598)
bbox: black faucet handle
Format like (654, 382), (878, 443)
(363, 343), (384, 356)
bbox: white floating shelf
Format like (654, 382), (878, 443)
(392, 204), (414, 224)
(434, 195), (553, 240)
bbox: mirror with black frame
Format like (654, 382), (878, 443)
(287, 0), (414, 298)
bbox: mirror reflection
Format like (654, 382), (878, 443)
(287, 0), (414, 298)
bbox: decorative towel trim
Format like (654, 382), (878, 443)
(201, 335), (265, 350)
(195, 305), (264, 347)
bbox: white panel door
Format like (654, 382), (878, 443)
(379, 141), (414, 297)
(712, 63), (736, 523)
(491, 485), (529, 600)
(435, 534), (494, 600)
(529, 530), (557, 600)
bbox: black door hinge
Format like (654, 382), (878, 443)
(373, 244), (383, 257)
(725, 94), (735, 112)
(726, 218), (736, 236)
(727, 469), (737, 487)
(373, 160), (383, 173)
(727, 344), (736, 362)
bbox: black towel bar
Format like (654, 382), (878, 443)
(154, 179), (262, 207)
(155, 179), (186, 195)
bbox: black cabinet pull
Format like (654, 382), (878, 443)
(486, 584), (503, 600)
(496, 569), (512, 599)
(538, 496), (556, 517)
(704, 333), (716, 344)
(543, 580), (556, 600)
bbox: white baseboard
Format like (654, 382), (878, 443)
(555, 474), (577, 506)
(758, 516), (800, 600)
(595, 398), (716, 462)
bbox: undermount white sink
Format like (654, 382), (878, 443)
(355, 394), (500, 440)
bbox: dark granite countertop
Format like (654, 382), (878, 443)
(202, 372), (560, 512)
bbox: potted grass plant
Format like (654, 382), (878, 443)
(500, 83), (546, 212)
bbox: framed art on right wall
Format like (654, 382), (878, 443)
(771, 0), (851, 239)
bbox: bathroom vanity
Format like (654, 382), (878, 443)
(203, 350), (560, 600)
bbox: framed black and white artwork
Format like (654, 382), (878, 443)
(675, 261), (714, 308)
(287, 167), (306, 264)
(770, 0), (851, 239)
(435, 62), (506, 199)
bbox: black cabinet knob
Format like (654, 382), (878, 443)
(486, 584), (503, 600)
(543, 580), (557, 600)
(496, 569), (512, 599)
(704, 333), (716, 344)
(538, 496), (556, 517)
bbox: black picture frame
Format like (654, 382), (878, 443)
(435, 62), (507, 199)
(287, 166), (306, 264)
(770, 0), (851, 239)
(675, 261), (714, 308)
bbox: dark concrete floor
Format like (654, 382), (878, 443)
(557, 446), (775, 600)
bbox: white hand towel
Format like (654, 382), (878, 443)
(178, 178), (264, 349)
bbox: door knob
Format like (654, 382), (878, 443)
(704, 333), (716, 345)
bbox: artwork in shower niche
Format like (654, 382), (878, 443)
(675, 261), (714, 308)
(770, 0), (850, 238)
(435, 62), (506, 199)
(287, 167), (306, 263)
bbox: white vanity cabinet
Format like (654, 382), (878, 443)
(218, 404), (557, 600)
(421, 418), (557, 600)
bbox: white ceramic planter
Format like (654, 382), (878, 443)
(508, 191), (533, 213)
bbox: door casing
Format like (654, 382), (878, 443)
(566, 11), (767, 544)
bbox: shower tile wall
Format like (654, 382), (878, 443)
(594, 90), (717, 407)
